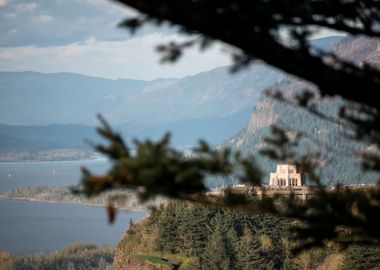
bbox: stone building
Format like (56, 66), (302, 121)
(269, 164), (305, 187)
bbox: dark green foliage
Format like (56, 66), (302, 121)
(200, 217), (231, 270)
(155, 202), (182, 253)
(122, 201), (380, 269)
(200, 220), (232, 270)
(78, 115), (263, 204)
(151, 201), (292, 270)
(235, 227), (268, 270)
(280, 184), (380, 251)
(78, 115), (262, 202)
(340, 245), (380, 270)
(177, 204), (209, 256)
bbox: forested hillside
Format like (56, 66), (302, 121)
(113, 201), (380, 270)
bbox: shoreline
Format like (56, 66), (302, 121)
(0, 195), (148, 212)
(0, 155), (106, 164)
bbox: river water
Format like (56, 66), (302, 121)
(0, 159), (148, 255)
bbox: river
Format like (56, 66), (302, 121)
(0, 159), (148, 255)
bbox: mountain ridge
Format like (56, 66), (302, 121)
(223, 36), (380, 185)
(0, 36), (346, 161)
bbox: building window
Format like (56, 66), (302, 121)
(279, 179), (286, 186)
(289, 178), (296, 186)
(290, 178), (296, 186)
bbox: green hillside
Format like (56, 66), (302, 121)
(113, 201), (380, 270)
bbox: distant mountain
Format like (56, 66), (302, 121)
(0, 124), (99, 151)
(0, 65), (279, 126)
(0, 63), (283, 151)
(0, 124), (101, 161)
(122, 108), (253, 147)
(222, 36), (380, 185)
(0, 72), (148, 126)
(115, 64), (283, 128)
(0, 36), (345, 161)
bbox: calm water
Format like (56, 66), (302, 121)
(0, 160), (148, 255)
(0, 159), (110, 193)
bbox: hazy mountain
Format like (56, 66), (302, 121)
(0, 65), (279, 127)
(0, 36), (345, 160)
(0, 124), (99, 151)
(0, 72), (148, 126)
(223, 36), (380, 185)
(122, 108), (253, 147)
(0, 60), (282, 150)
(115, 64), (283, 127)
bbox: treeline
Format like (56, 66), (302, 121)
(116, 201), (380, 269)
(0, 243), (114, 270)
(3, 186), (164, 210)
(153, 202), (290, 269)
(0, 148), (94, 162)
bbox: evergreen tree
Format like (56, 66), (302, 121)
(236, 226), (266, 270)
(155, 202), (181, 253)
(225, 227), (239, 270)
(183, 205), (209, 256)
(200, 217), (231, 270)
(340, 245), (380, 270)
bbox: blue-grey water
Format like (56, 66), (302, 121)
(0, 159), (109, 193)
(0, 160), (148, 255)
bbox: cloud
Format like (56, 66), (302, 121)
(0, 0), (7, 7)
(14, 3), (37, 12)
(4, 12), (16, 18)
(82, 0), (109, 6)
(37, 14), (54, 23)
(0, 33), (232, 80)
(0, 0), (148, 47)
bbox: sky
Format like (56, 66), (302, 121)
(0, 0), (232, 80)
(0, 0), (342, 81)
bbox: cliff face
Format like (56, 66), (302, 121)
(333, 36), (380, 65)
(246, 99), (278, 134)
(245, 36), (380, 135)
(224, 36), (380, 185)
